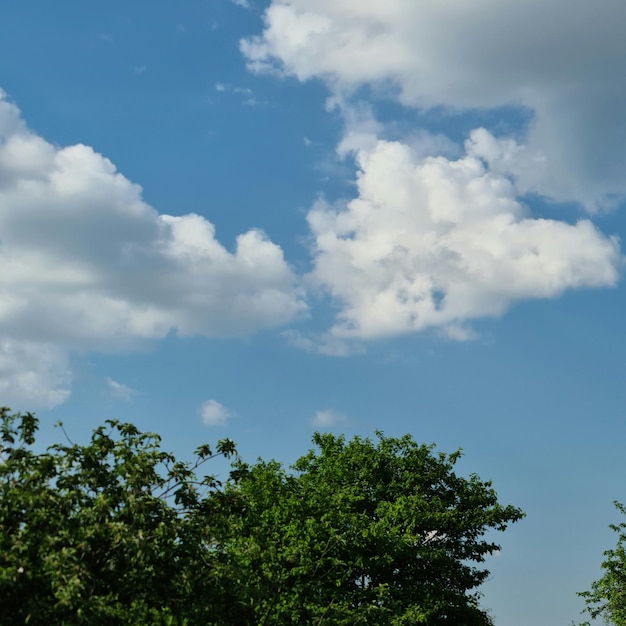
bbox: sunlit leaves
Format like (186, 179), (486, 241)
(0, 407), (236, 625)
(220, 431), (524, 625)
(579, 501), (626, 626)
(0, 408), (522, 625)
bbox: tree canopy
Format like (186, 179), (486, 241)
(578, 501), (626, 626)
(0, 407), (238, 625)
(221, 431), (524, 625)
(0, 407), (523, 625)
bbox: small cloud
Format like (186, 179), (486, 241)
(303, 137), (313, 147)
(213, 82), (268, 107)
(106, 377), (138, 402)
(200, 399), (234, 426)
(230, 0), (251, 8)
(133, 65), (147, 75)
(310, 409), (349, 429)
(437, 324), (478, 342)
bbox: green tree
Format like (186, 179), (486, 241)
(221, 431), (524, 625)
(579, 501), (626, 626)
(0, 408), (524, 625)
(0, 407), (236, 626)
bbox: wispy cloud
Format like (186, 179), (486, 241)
(106, 377), (139, 402)
(310, 409), (349, 429)
(0, 341), (71, 410)
(213, 82), (268, 107)
(283, 330), (362, 357)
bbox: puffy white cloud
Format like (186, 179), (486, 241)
(307, 138), (621, 341)
(310, 409), (348, 428)
(242, 1), (624, 348)
(243, 0), (626, 208)
(0, 89), (305, 406)
(200, 399), (233, 426)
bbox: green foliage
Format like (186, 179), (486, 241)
(578, 501), (626, 626)
(0, 407), (235, 625)
(0, 409), (523, 625)
(220, 431), (524, 625)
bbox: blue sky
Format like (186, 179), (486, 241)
(1, 1), (626, 623)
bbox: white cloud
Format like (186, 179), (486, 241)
(230, 0), (251, 8)
(242, 0), (626, 208)
(200, 399), (233, 426)
(329, 95), (460, 165)
(0, 89), (306, 406)
(106, 377), (138, 402)
(310, 409), (348, 428)
(0, 341), (71, 410)
(241, 2), (625, 348)
(329, 97), (383, 158)
(307, 138), (621, 341)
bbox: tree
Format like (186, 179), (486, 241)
(578, 501), (626, 626)
(220, 431), (524, 625)
(0, 407), (236, 626)
(0, 408), (523, 625)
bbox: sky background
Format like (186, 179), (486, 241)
(1, 1), (626, 624)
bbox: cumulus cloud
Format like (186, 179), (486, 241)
(0, 89), (305, 406)
(106, 378), (138, 402)
(307, 138), (621, 341)
(200, 399), (233, 426)
(310, 409), (348, 428)
(243, 0), (626, 208)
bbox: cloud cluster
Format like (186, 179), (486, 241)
(243, 0), (626, 208)
(240, 1), (625, 348)
(2, 17), (624, 407)
(0, 90), (304, 407)
(307, 137), (621, 341)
